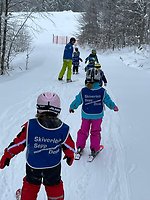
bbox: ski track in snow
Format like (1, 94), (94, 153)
(103, 112), (129, 200)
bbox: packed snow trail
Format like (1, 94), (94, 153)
(0, 42), (129, 200)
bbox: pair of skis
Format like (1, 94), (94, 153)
(75, 145), (104, 162)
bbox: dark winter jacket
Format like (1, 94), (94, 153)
(99, 70), (107, 86)
(72, 51), (82, 66)
(85, 54), (99, 64)
(84, 63), (95, 72)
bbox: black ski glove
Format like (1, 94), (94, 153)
(63, 155), (74, 166)
(69, 108), (74, 113)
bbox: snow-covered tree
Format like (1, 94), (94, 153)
(78, 0), (150, 50)
(0, 0), (32, 75)
(77, 0), (101, 48)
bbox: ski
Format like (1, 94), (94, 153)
(87, 145), (104, 162)
(61, 79), (78, 84)
(75, 148), (83, 160)
(15, 189), (21, 200)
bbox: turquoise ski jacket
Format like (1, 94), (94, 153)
(70, 82), (116, 120)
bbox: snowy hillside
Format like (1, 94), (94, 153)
(0, 11), (150, 200)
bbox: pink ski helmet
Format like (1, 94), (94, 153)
(36, 92), (61, 114)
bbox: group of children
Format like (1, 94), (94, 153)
(0, 39), (119, 200)
(58, 37), (107, 86)
(73, 48), (108, 88)
(69, 53), (118, 156)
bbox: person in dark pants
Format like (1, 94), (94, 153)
(85, 61), (107, 87)
(72, 47), (83, 74)
(0, 92), (75, 200)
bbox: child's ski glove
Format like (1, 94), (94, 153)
(63, 155), (74, 166)
(0, 149), (14, 169)
(114, 106), (119, 112)
(69, 108), (74, 113)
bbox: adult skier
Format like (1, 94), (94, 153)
(58, 37), (76, 82)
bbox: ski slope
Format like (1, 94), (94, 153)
(0, 11), (150, 200)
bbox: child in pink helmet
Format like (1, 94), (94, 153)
(0, 92), (75, 200)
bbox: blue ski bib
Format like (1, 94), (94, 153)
(26, 119), (69, 169)
(81, 87), (105, 115)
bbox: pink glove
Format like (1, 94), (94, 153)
(114, 106), (119, 112)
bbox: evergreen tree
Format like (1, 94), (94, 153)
(78, 0), (150, 50)
(78, 0), (101, 48)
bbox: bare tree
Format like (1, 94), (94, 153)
(0, 0), (33, 75)
(0, 0), (3, 71)
(6, 12), (32, 69)
(0, 0), (8, 75)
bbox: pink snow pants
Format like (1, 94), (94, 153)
(76, 118), (102, 151)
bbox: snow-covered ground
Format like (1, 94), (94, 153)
(0, 11), (150, 200)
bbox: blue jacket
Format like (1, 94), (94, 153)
(70, 82), (116, 119)
(72, 51), (82, 66)
(63, 42), (74, 60)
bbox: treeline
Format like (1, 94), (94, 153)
(78, 0), (150, 50)
(9, 0), (86, 12)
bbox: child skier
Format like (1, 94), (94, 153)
(84, 57), (95, 72)
(85, 49), (99, 64)
(69, 68), (118, 157)
(72, 47), (83, 74)
(94, 63), (107, 87)
(85, 61), (107, 87)
(0, 92), (75, 200)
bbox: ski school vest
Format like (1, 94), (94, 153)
(81, 87), (105, 115)
(26, 118), (69, 169)
(72, 52), (80, 65)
